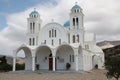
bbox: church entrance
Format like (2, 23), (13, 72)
(49, 53), (57, 70)
(35, 46), (52, 70)
(49, 54), (53, 70)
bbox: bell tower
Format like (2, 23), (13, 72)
(27, 8), (42, 46)
(69, 3), (84, 47)
(70, 2), (84, 30)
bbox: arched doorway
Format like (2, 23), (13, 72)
(56, 44), (74, 70)
(15, 47), (32, 71)
(35, 46), (53, 70)
(92, 55), (98, 69)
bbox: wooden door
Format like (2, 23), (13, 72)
(49, 58), (53, 70)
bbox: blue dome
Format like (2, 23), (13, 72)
(72, 4), (81, 9)
(64, 21), (70, 27)
(30, 11), (39, 15)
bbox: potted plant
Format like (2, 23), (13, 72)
(66, 63), (71, 70)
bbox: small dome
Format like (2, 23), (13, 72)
(64, 21), (70, 27)
(72, 4), (81, 9)
(30, 8), (39, 15)
(31, 11), (39, 15)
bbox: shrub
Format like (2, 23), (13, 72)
(66, 63), (71, 70)
(16, 63), (25, 70)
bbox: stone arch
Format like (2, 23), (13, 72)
(55, 44), (75, 70)
(15, 45), (32, 71)
(35, 45), (53, 70)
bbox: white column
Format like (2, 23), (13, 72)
(32, 57), (35, 71)
(74, 49), (79, 71)
(31, 49), (36, 71)
(75, 55), (79, 71)
(53, 56), (55, 71)
(13, 57), (16, 71)
(52, 49), (56, 71)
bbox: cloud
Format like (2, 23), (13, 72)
(0, 0), (120, 56)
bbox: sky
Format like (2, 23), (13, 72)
(0, 0), (120, 56)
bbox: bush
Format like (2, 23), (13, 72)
(16, 63), (25, 70)
(66, 63), (71, 70)
(0, 56), (12, 72)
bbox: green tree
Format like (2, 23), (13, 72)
(0, 56), (12, 72)
(105, 55), (120, 80)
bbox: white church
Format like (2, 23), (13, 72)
(13, 3), (104, 72)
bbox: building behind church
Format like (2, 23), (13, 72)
(12, 3), (104, 72)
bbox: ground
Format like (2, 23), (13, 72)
(0, 69), (116, 80)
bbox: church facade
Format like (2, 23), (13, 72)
(13, 3), (104, 72)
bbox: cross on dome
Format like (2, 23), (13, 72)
(72, 2), (81, 9)
(34, 8), (36, 11)
(75, 2), (78, 5)
(30, 8), (39, 15)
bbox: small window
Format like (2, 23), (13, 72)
(33, 22), (35, 33)
(33, 38), (35, 45)
(34, 15), (36, 18)
(76, 18), (79, 26)
(30, 23), (32, 33)
(59, 39), (61, 44)
(75, 10), (76, 13)
(29, 38), (31, 45)
(52, 39), (54, 45)
(55, 30), (56, 37)
(73, 35), (75, 43)
(44, 40), (46, 44)
(49, 30), (51, 38)
(73, 18), (75, 26)
(52, 29), (54, 37)
(77, 34), (79, 43)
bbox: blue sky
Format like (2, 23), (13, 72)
(0, 0), (57, 30)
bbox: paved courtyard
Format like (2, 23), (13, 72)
(0, 69), (116, 80)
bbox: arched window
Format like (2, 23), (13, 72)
(76, 18), (79, 26)
(44, 40), (46, 44)
(59, 39), (61, 44)
(30, 23), (32, 33)
(75, 10), (76, 13)
(34, 15), (35, 18)
(52, 39), (54, 45)
(73, 18), (75, 26)
(49, 30), (51, 38)
(55, 30), (56, 37)
(73, 35), (75, 43)
(77, 34), (79, 42)
(33, 38), (35, 45)
(29, 38), (31, 45)
(33, 22), (35, 33)
(52, 29), (54, 37)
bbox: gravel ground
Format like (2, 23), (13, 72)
(0, 69), (116, 80)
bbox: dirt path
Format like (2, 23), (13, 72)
(0, 69), (116, 80)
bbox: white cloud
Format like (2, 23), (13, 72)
(0, 0), (120, 56)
